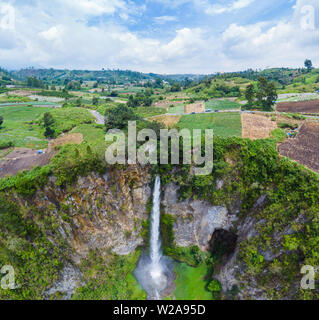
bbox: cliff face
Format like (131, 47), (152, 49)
(16, 166), (152, 262)
(162, 182), (232, 250)
(5, 165), (314, 300)
(161, 181), (304, 300)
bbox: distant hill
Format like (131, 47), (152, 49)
(10, 68), (207, 85)
(0, 67), (14, 86)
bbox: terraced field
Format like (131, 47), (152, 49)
(205, 100), (241, 111)
(176, 113), (242, 137)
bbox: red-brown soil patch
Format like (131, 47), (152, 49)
(278, 122), (319, 173)
(277, 100), (319, 113)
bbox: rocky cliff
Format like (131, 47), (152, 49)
(2, 156), (318, 300)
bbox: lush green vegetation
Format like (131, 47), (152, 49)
(72, 250), (146, 300)
(0, 105), (53, 148)
(0, 106), (95, 149)
(159, 135), (319, 300)
(176, 113), (242, 137)
(134, 107), (166, 118)
(171, 263), (213, 300)
(0, 95), (32, 103)
(187, 78), (241, 100)
(244, 77), (278, 111)
(37, 90), (73, 98)
(205, 99), (241, 111)
(38, 107), (95, 138)
(168, 104), (184, 114)
(1, 64), (319, 301)
(0, 192), (65, 299)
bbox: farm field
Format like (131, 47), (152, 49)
(134, 107), (166, 118)
(205, 99), (241, 111)
(0, 133), (83, 178)
(277, 93), (319, 102)
(0, 105), (53, 149)
(0, 106), (94, 150)
(276, 100), (319, 113)
(184, 102), (205, 114)
(168, 104), (185, 114)
(37, 107), (95, 136)
(176, 113), (242, 137)
(149, 114), (181, 128)
(241, 113), (277, 140)
(278, 123), (319, 173)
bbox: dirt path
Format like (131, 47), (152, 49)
(89, 110), (104, 125)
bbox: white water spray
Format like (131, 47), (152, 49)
(149, 176), (163, 283)
(134, 175), (173, 300)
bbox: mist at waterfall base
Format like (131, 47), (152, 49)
(134, 176), (174, 300)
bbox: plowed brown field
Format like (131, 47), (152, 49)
(241, 113), (277, 140)
(278, 122), (319, 173)
(277, 100), (319, 113)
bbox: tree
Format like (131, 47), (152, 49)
(44, 126), (55, 138)
(256, 77), (277, 111)
(43, 112), (55, 138)
(264, 82), (278, 111)
(305, 59), (313, 72)
(245, 84), (255, 106)
(0, 115), (3, 128)
(92, 97), (99, 105)
(43, 112), (54, 128)
(75, 98), (82, 107)
(105, 105), (139, 130)
(170, 83), (181, 92)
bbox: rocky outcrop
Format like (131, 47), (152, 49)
(27, 165), (152, 263)
(162, 182), (233, 250)
(46, 263), (82, 300)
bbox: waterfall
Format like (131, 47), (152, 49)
(149, 176), (162, 280)
(134, 175), (173, 300)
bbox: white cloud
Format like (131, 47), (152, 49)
(62, 0), (127, 16)
(205, 0), (255, 15)
(0, 0), (319, 74)
(154, 16), (177, 24)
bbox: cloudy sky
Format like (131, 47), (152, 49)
(0, 0), (318, 74)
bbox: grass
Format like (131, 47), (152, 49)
(0, 106), (95, 149)
(0, 95), (32, 103)
(38, 107), (95, 136)
(0, 105), (53, 149)
(126, 274), (147, 300)
(134, 107), (166, 118)
(172, 263), (213, 300)
(72, 123), (106, 155)
(205, 99), (241, 111)
(168, 104), (184, 114)
(176, 113), (242, 137)
(72, 251), (146, 300)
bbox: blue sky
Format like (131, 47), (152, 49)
(0, 0), (318, 73)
